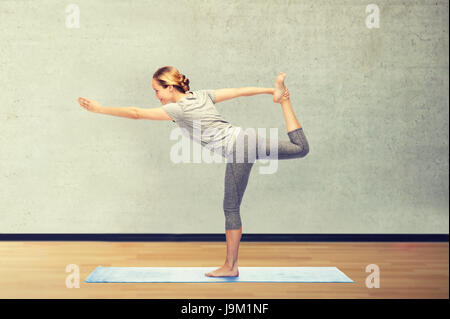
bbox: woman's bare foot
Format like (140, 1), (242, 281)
(205, 264), (239, 277)
(273, 72), (288, 103)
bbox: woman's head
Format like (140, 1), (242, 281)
(152, 66), (190, 104)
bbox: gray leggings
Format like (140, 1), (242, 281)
(223, 127), (309, 230)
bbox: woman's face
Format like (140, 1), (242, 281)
(152, 78), (172, 105)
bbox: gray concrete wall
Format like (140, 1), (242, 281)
(0, 0), (448, 233)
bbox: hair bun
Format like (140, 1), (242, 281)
(153, 66), (190, 93)
(180, 74), (190, 92)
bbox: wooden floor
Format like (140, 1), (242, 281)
(0, 242), (447, 299)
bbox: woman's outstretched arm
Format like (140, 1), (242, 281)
(215, 87), (275, 104)
(78, 97), (138, 119)
(77, 97), (171, 120)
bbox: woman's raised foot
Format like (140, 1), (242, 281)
(273, 72), (288, 103)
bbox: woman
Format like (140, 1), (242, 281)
(77, 66), (309, 277)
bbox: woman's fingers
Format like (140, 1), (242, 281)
(78, 97), (94, 111)
(78, 97), (87, 106)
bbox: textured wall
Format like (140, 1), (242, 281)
(0, 0), (448, 233)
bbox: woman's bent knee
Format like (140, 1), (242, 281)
(299, 143), (309, 157)
(293, 139), (309, 158)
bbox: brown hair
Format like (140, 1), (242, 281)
(153, 66), (190, 93)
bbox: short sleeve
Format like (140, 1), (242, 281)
(203, 89), (216, 104)
(162, 102), (184, 123)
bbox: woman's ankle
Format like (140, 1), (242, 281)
(225, 260), (239, 268)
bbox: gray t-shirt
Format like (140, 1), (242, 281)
(162, 89), (242, 158)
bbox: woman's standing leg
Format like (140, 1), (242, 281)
(205, 72), (309, 277)
(205, 156), (254, 277)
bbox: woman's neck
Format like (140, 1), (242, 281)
(174, 91), (192, 103)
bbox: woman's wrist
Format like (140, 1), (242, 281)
(93, 105), (103, 113)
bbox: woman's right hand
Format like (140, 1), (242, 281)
(280, 88), (290, 101)
(78, 97), (101, 113)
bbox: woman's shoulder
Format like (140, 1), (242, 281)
(192, 89), (215, 104)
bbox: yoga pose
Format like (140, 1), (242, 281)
(77, 66), (309, 277)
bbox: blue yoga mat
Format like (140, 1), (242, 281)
(85, 266), (353, 283)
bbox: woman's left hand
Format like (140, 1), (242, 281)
(78, 97), (101, 113)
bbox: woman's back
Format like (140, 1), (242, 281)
(162, 89), (242, 158)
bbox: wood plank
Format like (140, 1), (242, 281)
(0, 242), (447, 298)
